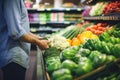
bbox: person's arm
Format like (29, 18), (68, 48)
(29, 32), (44, 40)
(3, 0), (49, 50)
(19, 33), (49, 50)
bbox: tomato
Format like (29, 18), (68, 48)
(95, 30), (103, 35)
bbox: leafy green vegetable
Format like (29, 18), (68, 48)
(44, 47), (60, 59)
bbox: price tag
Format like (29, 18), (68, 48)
(40, 22), (46, 24)
(66, 8), (70, 11)
(37, 8), (45, 11)
(47, 8), (52, 11)
(31, 29), (37, 32)
(77, 8), (81, 11)
(64, 22), (70, 24)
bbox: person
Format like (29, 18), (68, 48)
(0, 0), (49, 80)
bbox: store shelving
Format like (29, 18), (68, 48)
(36, 1), (120, 80)
(83, 15), (120, 21)
(30, 21), (76, 25)
(28, 8), (83, 35)
(27, 8), (84, 12)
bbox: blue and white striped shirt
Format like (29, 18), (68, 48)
(0, 0), (30, 68)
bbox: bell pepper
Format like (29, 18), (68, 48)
(106, 55), (116, 64)
(107, 43), (114, 53)
(81, 31), (93, 38)
(90, 34), (98, 39)
(46, 56), (62, 72)
(113, 44), (120, 57)
(60, 46), (80, 60)
(61, 60), (78, 73)
(83, 40), (93, 50)
(89, 51), (107, 67)
(75, 57), (93, 76)
(55, 75), (72, 80)
(71, 37), (81, 46)
(99, 32), (110, 41)
(79, 48), (91, 57)
(52, 68), (72, 80)
(66, 39), (72, 46)
(73, 53), (83, 63)
(94, 40), (102, 50)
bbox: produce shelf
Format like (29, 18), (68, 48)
(83, 16), (120, 21)
(30, 21), (76, 25)
(27, 8), (84, 13)
(74, 58), (120, 80)
(37, 45), (120, 80)
(45, 58), (120, 80)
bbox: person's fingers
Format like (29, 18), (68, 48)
(38, 36), (44, 40)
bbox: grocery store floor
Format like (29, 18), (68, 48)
(0, 50), (37, 80)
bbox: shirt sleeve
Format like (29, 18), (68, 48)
(3, 0), (27, 40)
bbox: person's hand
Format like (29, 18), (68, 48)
(37, 39), (49, 50)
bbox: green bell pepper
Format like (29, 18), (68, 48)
(52, 68), (72, 80)
(79, 48), (91, 57)
(113, 44), (120, 57)
(60, 46), (79, 60)
(75, 57), (93, 76)
(61, 60), (78, 72)
(46, 56), (61, 72)
(89, 51), (107, 67)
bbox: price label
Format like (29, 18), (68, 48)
(64, 22), (70, 24)
(40, 22), (46, 24)
(47, 8), (52, 11)
(31, 29), (37, 32)
(66, 8), (70, 11)
(37, 8), (45, 11)
(77, 8), (81, 11)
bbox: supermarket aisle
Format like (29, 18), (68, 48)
(0, 50), (37, 80)
(0, 69), (3, 80)
(25, 50), (37, 80)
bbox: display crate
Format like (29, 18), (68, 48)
(37, 48), (120, 80)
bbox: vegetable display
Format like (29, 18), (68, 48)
(86, 23), (109, 35)
(40, 0), (120, 80)
(83, 39), (120, 57)
(103, 1), (120, 14)
(43, 22), (120, 80)
(48, 35), (70, 50)
(52, 68), (73, 80)
(83, 1), (120, 16)
(62, 21), (93, 39)
(89, 2), (107, 16)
